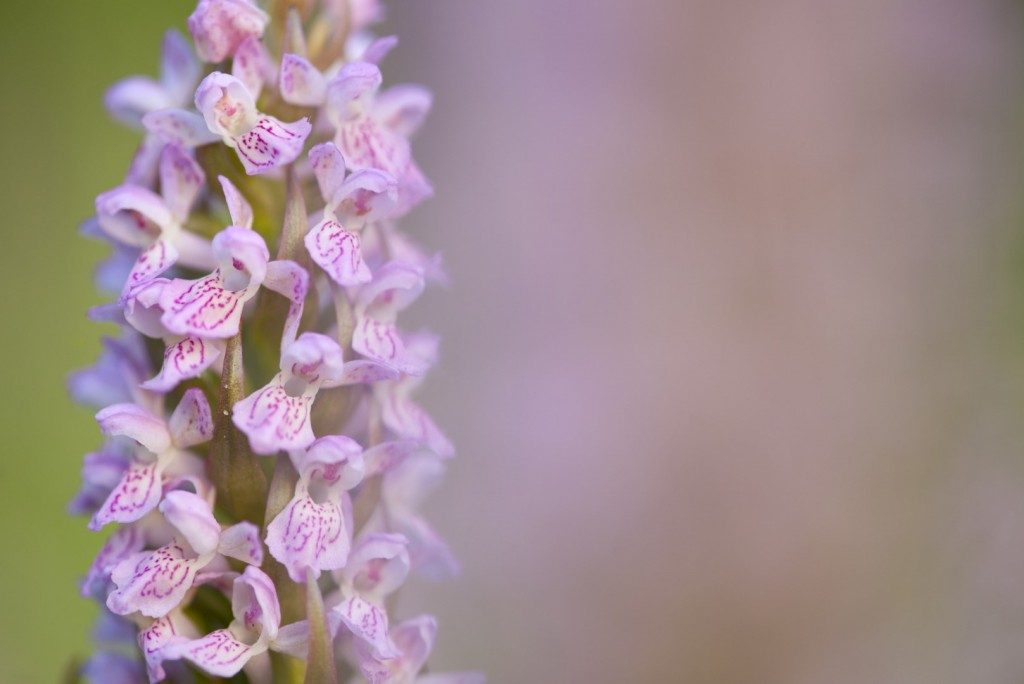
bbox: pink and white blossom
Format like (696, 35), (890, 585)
(188, 0), (269, 63)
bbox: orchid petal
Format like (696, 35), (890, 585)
(159, 143), (204, 224)
(337, 359), (401, 385)
(263, 259), (310, 349)
(299, 435), (365, 489)
(142, 336), (223, 393)
(167, 628), (263, 677)
(95, 185), (172, 249)
(233, 115), (312, 175)
(188, 0), (270, 63)
(234, 566), (281, 639)
(266, 488), (347, 582)
(335, 117), (410, 178)
(160, 490), (221, 556)
(232, 36), (270, 97)
(143, 108), (220, 147)
(218, 522), (264, 565)
(305, 218), (370, 287)
(361, 440), (419, 478)
(139, 614), (186, 683)
(126, 134), (166, 188)
(375, 84), (432, 137)
(327, 62), (383, 122)
(282, 332), (347, 388)
(82, 526), (144, 599)
(331, 168), (398, 227)
(105, 77), (171, 129)
(218, 175), (253, 229)
(336, 595), (399, 660)
(160, 29), (201, 106)
(380, 387), (455, 459)
(82, 652), (145, 684)
(96, 403), (172, 454)
(309, 142), (347, 203)
(195, 72), (258, 138)
(168, 388), (214, 448)
(123, 240), (178, 296)
(89, 459), (165, 530)
(231, 374), (314, 455)
(361, 35), (398, 66)
(107, 544), (201, 618)
(345, 533), (410, 599)
(280, 53), (327, 106)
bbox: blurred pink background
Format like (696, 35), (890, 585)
(384, 0), (1024, 682)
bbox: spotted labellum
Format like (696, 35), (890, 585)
(69, 2), (481, 682)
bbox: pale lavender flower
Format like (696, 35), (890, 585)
(188, 0), (269, 63)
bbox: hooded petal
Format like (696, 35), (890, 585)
(95, 185), (172, 249)
(160, 490), (221, 556)
(330, 168), (398, 227)
(297, 435), (365, 488)
(309, 141), (347, 204)
(142, 336), (223, 393)
(374, 84), (432, 138)
(168, 388), (214, 448)
(280, 53), (327, 106)
(96, 403), (172, 455)
(195, 72), (258, 138)
(233, 115), (312, 175)
(379, 385), (454, 459)
(188, 0), (269, 63)
(139, 612), (192, 683)
(231, 374), (315, 455)
(233, 566), (281, 639)
(344, 533), (410, 600)
(81, 525), (145, 600)
(282, 332), (347, 388)
(327, 62), (383, 124)
(337, 359), (401, 385)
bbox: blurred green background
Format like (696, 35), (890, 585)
(0, 2), (194, 682)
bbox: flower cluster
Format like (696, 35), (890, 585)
(69, 2), (480, 682)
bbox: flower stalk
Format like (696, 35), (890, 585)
(68, 2), (481, 682)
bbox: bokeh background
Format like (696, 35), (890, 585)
(3, 0), (1024, 681)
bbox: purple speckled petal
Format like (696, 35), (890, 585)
(96, 403), (172, 455)
(105, 77), (172, 129)
(166, 628), (261, 678)
(335, 117), (410, 178)
(160, 29), (201, 107)
(142, 336), (223, 393)
(160, 490), (221, 556)
(123, 240), (179, 296)
(107, 543), (202, 618)
(335, 595), (399, 660)
(218, 176), (254, 229)
(89, 459), (166, 530)
(168, 388), (214, 448)
(95, 185), (172, 249)
(70, 446), (130, 517)
(159, 143), (205, 224)
(82, 525), (145, 600)
(263, 260), (310, 350)
(305, 218), (370, 287)
(188, 0), (269, 63)
(231, 35), (271, 98)
(232, 115), (312, 175)
(143, 108), (220, 147)
(266, 487), (348, 582)
(298, 435), (365, 488)
(218, 522), (264, 565)
(231, 374), (315, 455)
(344, 533), (410, 600)
(139, 613), (187, 683)
(280, 54), (327, 106)
(159, 272), (251, 338)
